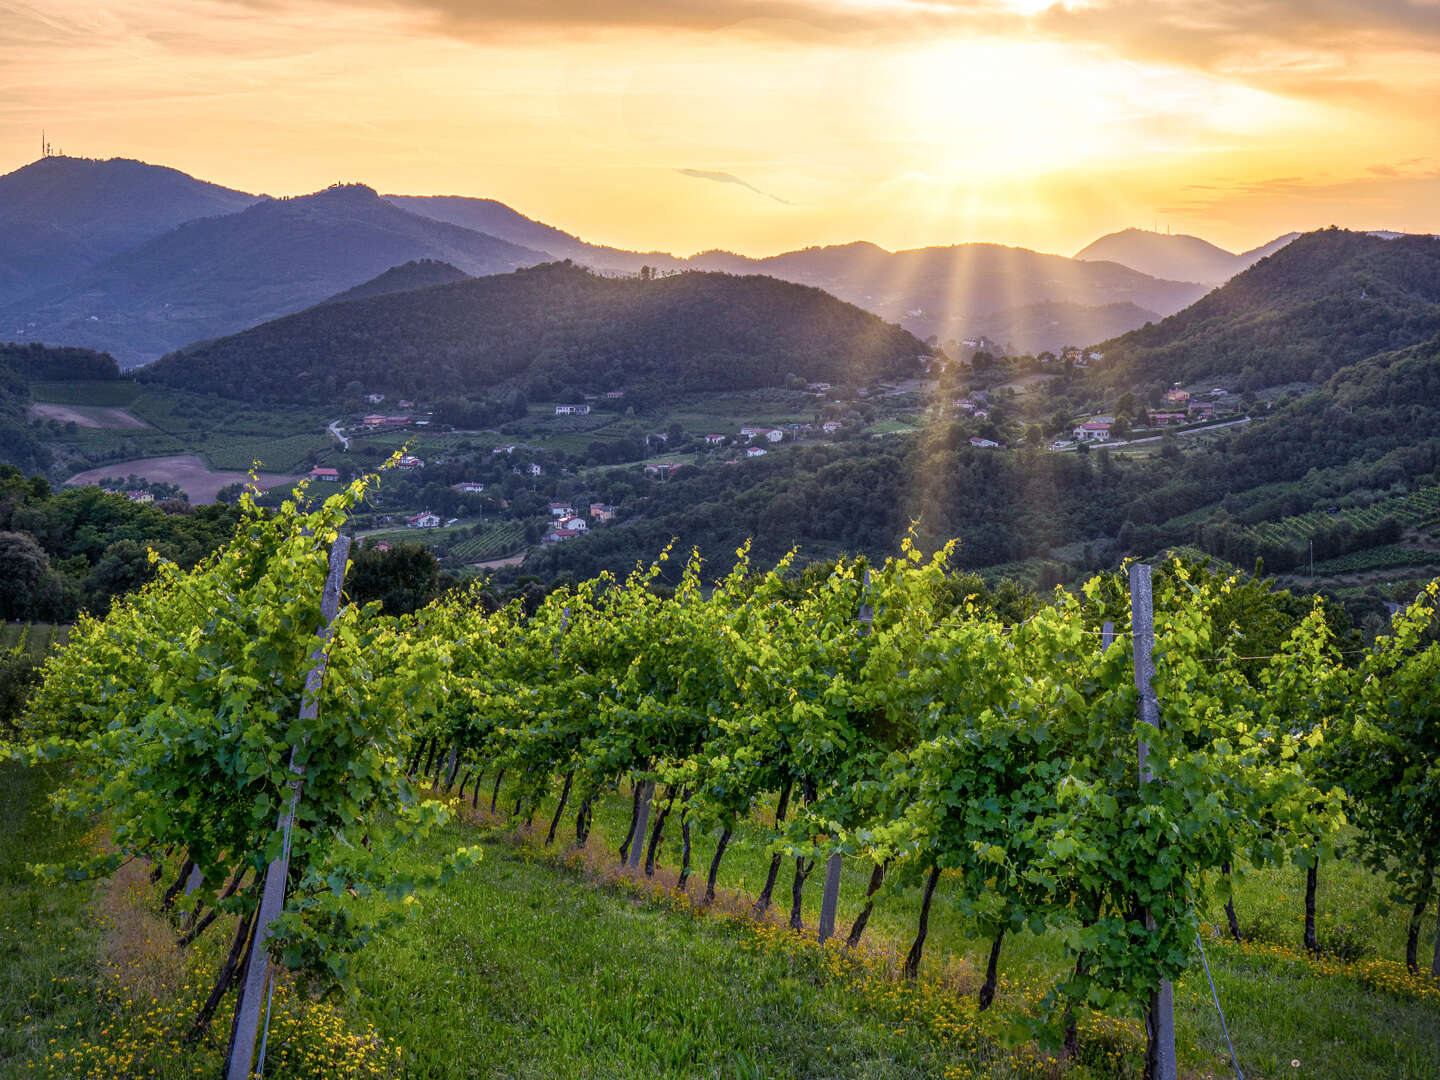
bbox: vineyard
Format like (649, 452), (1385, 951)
(448, 521), (527, 561)
(1249, 485), (1440, 546)
(6, 474), (1440, 1079)
(1311, 544), (1440, 576)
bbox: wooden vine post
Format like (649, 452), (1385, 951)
(225, 534), (352, 1080)
(1131, 564), (1177, 1080)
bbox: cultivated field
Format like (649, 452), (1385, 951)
(66, 455), (300, 503)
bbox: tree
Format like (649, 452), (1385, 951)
(0, 530), (51, 619)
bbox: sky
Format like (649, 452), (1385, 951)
(2, 0), (1439, 258)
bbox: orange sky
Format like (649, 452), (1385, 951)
(3, 0), (1439, 257)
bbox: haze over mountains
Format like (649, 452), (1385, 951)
(0, 154), (1330, 367)
(1074, 228), (1300, 286)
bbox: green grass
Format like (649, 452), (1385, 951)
(0, 761), (106, 1073)
(419, 774), (1440, 1080)
(29, 381), (141, 406)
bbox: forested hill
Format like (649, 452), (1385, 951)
(140, 263), (930, 403)
(1092, 229), (1440, 392)
(325, 259), (470, 304)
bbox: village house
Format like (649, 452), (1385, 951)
(605, 390), (625, 399)
(554, 404), (591, 415)
(125, 490), (154, 503)
(453, 482), (485, 494)
(385, 416), (413, 427)
(527, 463), (542, 476)
(969, 437), (1000, 448)
(362, 414), (387, 429)
(398, 455), (423, 470)
(1188, 400), (1215, 418)
(806, 382), (832, 392)
(589, 503), (617, 522)
(738, 425), (784, 443)
(1164, 388), (1191, 407)
(1073, 419), (1112, 442)
(822, 420), (841, 434)
(406, 511), (441, 529)
(557, 515), (588, 532)
(308, 466), (341, 482)
(364, 393), (384, 404)
(644, 463), (685, 478)
(541, 527), (582, 545)
(1149, 412), (1187, 427)
(549, 502), (575, 518)
(703, 434), (726, 445)
(398, 400), (415, 409)
(745, 446), (767, 457)
(491, 444), (518, 455)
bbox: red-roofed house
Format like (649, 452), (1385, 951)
(309, 466), (341, 482)
(1072, 419), (1112, 442)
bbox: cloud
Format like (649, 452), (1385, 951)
(676, 168), (793, 204)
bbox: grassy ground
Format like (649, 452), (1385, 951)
(5, 756), (1439, 1078)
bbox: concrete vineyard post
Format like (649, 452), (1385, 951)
(1130, 565), (1176, 1080)
(225, 534), (351, 1080)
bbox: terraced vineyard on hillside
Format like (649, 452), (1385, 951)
(1250, 485), (1440, 546)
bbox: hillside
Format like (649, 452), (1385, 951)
(0, 342), (122, 473)
(1091, 229), (1440, 392)
(326, 259), (470, 304)
(1075, 229), (1244, 284)
(140, 262), (930, 403)
(0, 157), (256, 304)
(966, 300), (1162, 356)
(1, 184), (549, 367)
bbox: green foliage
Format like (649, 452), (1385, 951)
(14, 476), (476, 989)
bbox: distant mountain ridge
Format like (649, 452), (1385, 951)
(140, 262), (930, 403)
(0, 153), (1315, 365)
(1091, 228), (1440, 391)
(2, 182), (549, 367)
(1075, 228), (1301, 285)
(0, 156), (256, 302)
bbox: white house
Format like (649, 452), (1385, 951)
(453, 482), (485, 494)
(549, 502), (575, 518)
(1072, 420), (1112, 442)
(406, 511), (441, 528)
(746, 446), (767, 458)
(398, 455), (424, 470)
(557, 515), (588, 532)
(969, 437), (999, 448)
(703, 434), (725, 445)
(555, 404), (591, 415)
(527, 463), (543, 476)
(822, 421), (841, 434)
(308, 466), (341, 482)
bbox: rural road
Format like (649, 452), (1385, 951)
(328, 419), (350, 450)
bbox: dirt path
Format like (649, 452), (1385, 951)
(67, 455), (300, 504)
(28, 403), (151, 429)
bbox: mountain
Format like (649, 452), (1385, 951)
(1091, 228), (1440, 391)
(139, 262), (930, 403)
(683, 242), (1207, 349)
(1, 184), (550, 367)
(326, 259), (470, 304)
(1075, 228), (1301, 286)
(387, 195), (683, 274)
(0, 156), (256, 303)
(1075, 229), (1242, 285)
(389, 198), (1203, 350)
